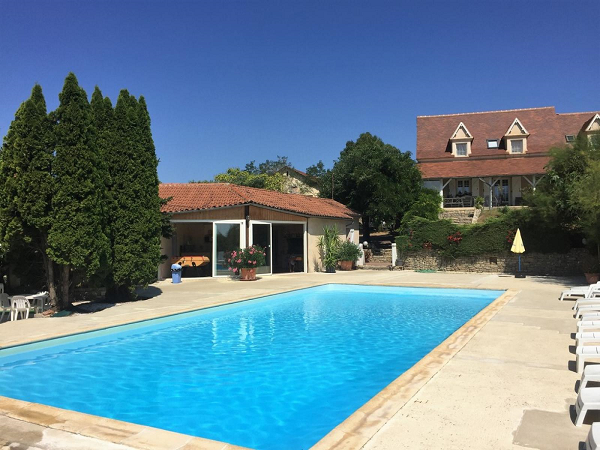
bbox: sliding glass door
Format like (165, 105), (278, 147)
(213, 221), (245, 277)
(250, 222), (272, 275)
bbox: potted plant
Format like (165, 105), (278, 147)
(337, 240), (362, 271)
(582, 254), (600, 284)
(225, 245), (266, 281)
(395, 235), (411, 267)
(317, 225), (341, 273)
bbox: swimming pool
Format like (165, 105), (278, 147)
(0, 284), (503, 449)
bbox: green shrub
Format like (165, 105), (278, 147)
(337, 241), (362, 262)
(398, 209), (575, 258)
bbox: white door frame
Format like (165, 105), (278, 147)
(257, 220), (307, 273)
(212, 220), (246, 277)
(249, 220), (273, 275)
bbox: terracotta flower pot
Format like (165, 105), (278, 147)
(585, 273), (600, 284)
(240, 268), (257, 281)
(339, 260), (353, 271)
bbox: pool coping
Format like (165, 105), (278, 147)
(311, 288), (518, 450)
(0, 283), (517, 450)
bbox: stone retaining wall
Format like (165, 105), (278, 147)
(401, 248), (586, 276)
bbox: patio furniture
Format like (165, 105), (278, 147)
(586, 422), (600, 449)
(577, 305), (600, 319)
(10, 296), (31, 321)
(561, 283), (600, 301)
(580, 365), (600, 391)
(575, 386), (600, 426)
(578, 321), (600, 332)
(0, 293), (10, 322)
(577, 332), (600, 347)
(26, 292), (49, 313)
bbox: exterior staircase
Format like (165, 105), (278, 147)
(439, 207), (481, 225)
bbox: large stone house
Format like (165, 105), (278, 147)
(416, 107), (600, 208)
(277, 166), (320, 197)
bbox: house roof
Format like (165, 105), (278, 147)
(159, 183), (358, 219)
(417, 107), (599, 161)
(418, 155), (550, 179)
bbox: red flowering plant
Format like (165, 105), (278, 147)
(447, 231), (463, 245)
(225, 245), (266, 274)
(506, 229), (515, 245)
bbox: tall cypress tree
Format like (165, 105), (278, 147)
(107, 91), (162, 299)
(47, 73), (109, 309)
(0, 85), (57, 302)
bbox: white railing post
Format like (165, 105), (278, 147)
(357, 243), (365, 266)
(391, 243), (397, 266)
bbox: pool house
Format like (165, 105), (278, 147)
(158, 183), (360, 279)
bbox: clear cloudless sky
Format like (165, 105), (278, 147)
(0, 0), (598, 182)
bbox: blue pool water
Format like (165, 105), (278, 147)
(0, 284), (503, 449)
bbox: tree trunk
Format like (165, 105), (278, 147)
(58, 265), (71, 311)
(42, 254), (57, 308)
(40, 234), (58, 308)
(363, 215), (371, 242)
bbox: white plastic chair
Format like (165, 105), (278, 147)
(10, 296), (31, 321)
(0, 293), (10, 322)
(586, 422), (600, 449)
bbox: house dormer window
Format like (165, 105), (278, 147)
(505, 118), (529, 155)
(449, 122), (473, 158)
(584, 113), (600, 143)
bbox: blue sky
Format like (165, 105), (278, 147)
(0, 0), (598, 182)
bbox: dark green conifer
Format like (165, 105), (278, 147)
(107, 91), (162, 299)
(0, 85), (57, 302)
(47, 73), (109, 309)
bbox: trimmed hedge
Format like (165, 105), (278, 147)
(398, 209), (575, 258)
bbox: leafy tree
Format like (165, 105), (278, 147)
(572, 159), (600, 261)
(320, 132), (421, 240)
(245, 156), (291, 175)
(213, 167), (285, 191)
(107, 91), (162, 299)
(400, 188), (442, 228)
(527, 133), (600, 251)
(47, 73), (110, 309)
(0, 85), (57, 302)
(306, 160), (326, 178)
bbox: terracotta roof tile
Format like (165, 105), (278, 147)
(159, 183), (358, 219)
(417, 107), (599, 161)
(418, 156), (550, 179)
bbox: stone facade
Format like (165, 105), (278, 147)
(399, 248), (586, 276)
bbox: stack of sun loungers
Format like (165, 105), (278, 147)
(566, 282), (600, 448)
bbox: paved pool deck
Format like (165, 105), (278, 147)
(0, 271), (592, 449)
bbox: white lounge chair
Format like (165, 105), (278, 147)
(10, 296), (31, 321)
(582, 313), (600, 322)
(576, 306), (600, 319)
(586, 422), (600, 449)
(577, 332), (600, 347)
(576, 387), (600, 426)
(577, 346), (600, 373)
(0, 293), (10, 322)
(562, 283), (600, 301)
(576, 299), (600, 311)
(578, 321), (600, 332)
(580, 365), (600, 391)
